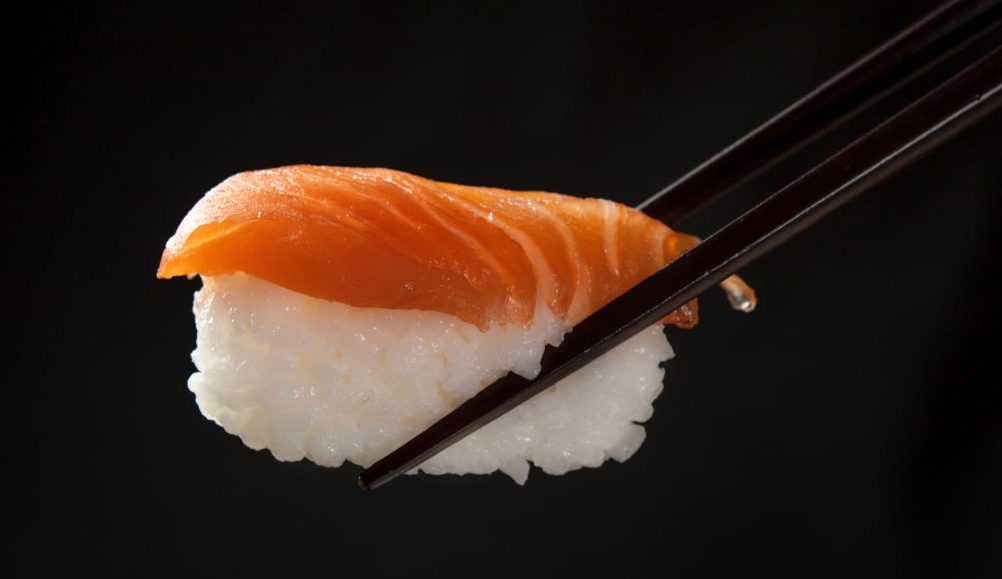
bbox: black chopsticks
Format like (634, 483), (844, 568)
(640, 0), (1002, 225)
(358, 1), (1002, 490)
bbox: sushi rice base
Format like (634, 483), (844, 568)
(189, 273), (674, 483)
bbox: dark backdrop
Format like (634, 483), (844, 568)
(7, 1), (1001, 577)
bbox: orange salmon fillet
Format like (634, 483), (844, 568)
(158, 165), (700, 330)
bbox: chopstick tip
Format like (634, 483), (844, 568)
(358, 466), (394, 491)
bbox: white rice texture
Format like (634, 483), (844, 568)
(189, 273), (674, 484)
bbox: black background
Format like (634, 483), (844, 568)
(8, 1), (1001, 577)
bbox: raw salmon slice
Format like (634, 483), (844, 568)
(158, 165), (700, 330)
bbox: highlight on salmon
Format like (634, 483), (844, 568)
(159, 165), (754, 483)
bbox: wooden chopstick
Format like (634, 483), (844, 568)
(639, 0), (1002, 225)
(358, 14), (1002, 492)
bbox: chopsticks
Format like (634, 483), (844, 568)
(640, 0), (1002, 225)
(358, 1), (1002, 490)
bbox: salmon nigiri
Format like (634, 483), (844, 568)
(159, 166), (746, 484)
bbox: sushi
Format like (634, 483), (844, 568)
(158, 165), (733, 483)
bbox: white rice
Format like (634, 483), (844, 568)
(188, 273), (674, 484)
